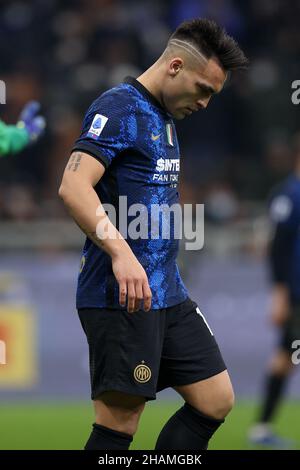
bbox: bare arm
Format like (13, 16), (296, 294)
(58, 151), (152, 312)
(269, 284), (290, 327)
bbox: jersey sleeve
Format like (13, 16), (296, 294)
(268, 192), (300, 284)
(71, 90), (137, 169)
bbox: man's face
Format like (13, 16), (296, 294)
(162, 57), (227, 120)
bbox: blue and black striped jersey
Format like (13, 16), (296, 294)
(72, 77), (188, 309)
(269, 175), (300, 302)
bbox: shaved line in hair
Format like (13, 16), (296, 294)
(168, 39), (208, 66)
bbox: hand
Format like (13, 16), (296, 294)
(112, 250), (152, 313)
(269, 285), (290, 327)
(17, 101), (46, 142)
(270, 305), (290, 327)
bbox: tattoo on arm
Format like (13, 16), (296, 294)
(67, 152), (82, 172)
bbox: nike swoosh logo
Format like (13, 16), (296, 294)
(151, 133), (162, 141)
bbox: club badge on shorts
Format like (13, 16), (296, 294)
(133, 361), (152, 383)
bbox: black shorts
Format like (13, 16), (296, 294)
(280, 303), (300, 352)
(78, 297), (226, 401)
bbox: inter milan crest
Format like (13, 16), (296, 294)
(133, 361), (152, 383)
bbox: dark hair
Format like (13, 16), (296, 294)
(169, 18), (249, 71)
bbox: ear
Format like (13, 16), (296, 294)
(169, 57), (183, 76)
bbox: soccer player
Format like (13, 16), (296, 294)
(59, 18), (248, 450)
(0, 101), (45, 157)
(249, 140), (300, 448)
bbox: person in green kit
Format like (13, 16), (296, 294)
(0, 101), (46, 157)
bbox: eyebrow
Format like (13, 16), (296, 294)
(197, 82), (218, 94)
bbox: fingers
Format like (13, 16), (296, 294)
(19, 101), (40, 121)
(119, 280), (127, 307)
(134, 281), (143, 312)
(118, 278), (152, 313)
(127, 280), (136, 313)
(142, 279), (152, 312)
(34, 116), (46, 130)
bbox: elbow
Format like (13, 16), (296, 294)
(58, 182), (72, 205)
(58, 183), (66, 201)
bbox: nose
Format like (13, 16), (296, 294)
(196, 97), (210, 109)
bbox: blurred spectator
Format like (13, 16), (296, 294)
(204, 182), (240, 223)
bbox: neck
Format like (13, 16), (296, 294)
(136, 62), (164, 108)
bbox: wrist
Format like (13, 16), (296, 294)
(109, 239), (132, 261)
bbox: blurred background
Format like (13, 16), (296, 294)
(0, 0), (300, 449)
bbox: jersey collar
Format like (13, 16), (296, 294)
(123, 76), (171, 117)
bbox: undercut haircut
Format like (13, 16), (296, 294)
(169, 18), (249, 72)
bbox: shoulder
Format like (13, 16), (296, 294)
(87, 83), (141, 117)
(269, 176), (300, 223)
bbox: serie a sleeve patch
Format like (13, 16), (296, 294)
(87, 113), (108, 139)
